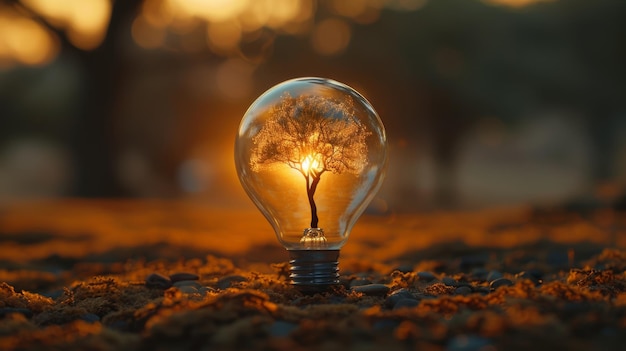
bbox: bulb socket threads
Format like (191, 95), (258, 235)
(288, 249), (340, 292)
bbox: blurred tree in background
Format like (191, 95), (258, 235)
(0, 0), (624, 209)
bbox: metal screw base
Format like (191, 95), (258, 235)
(288, 250), (340, 293)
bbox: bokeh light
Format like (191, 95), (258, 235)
(0, 10), (58, 66)
(21, 0), (111, 50)
(310, 18), (351, 56)
(0, 0), (624, 211)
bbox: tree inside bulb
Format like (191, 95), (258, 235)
(250, 92), (371, 233)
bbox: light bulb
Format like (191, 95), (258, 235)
(235, 77), (388, 292)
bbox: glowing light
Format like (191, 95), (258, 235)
(206, 20), (242, 52)
(301, 154), (322, 175)
(311, 18), (351, 56)
(0, 12), (58, 66)
(22, 0), (111, 50)
(169, 0), (248, 22)
(142, 0), (174, 27)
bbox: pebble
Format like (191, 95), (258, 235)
(516, 271), (541, 285)
(350, 279), (372, 287)
(442, 277), (457, 287)
(0, 307), (33, 318)
(526, 268), (544, 279)
(470, 268), (488, 280)
(384, 289), (416, 308)
(145, 273), (172, 289)
(486, 270), (503, 282)
(169, 272), (199, 283)
(490, 278), (514, 290)
(177, 286), (198, 294)
(446, 335), (492, 351)
(216, 275), (246, 289)
(351, 284), (390, 296)
(268, 321), (297, 337)
(417, 271), (436, 282)
(454, 286), (473, 295)
(198, 287), (216, 295)
(393, 264), (414, 273)
(173, 280), (202, 289)
(393, 298), (420, 310)
(79, 313), (100, 323)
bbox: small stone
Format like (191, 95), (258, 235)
(198, 287), (216, 295)
(146, 273), (172, 289)
(385, 289), (416, 308)
(393, 265), (414, 273)
(455, 286), (472, 295)
(178, 286), (198, 294)
(173, 280), (202, 289)
(442, 277), (457, 287)
(523, 268), (544, 280)
(417, 271), (436, 282)
(352, 284), (390, 296)
(80, 313), (100, 323)
(490, 278), (514, 290)
(350, 279), (372, 287)
(170, 272), (199, 283)
(217, 275), (246, 289)
(516, 271), (541, 285)
(393, 298), (420, 310)
(268, 321), (297, 337)
(486, 271), (503, 282)
(470, 268), (488, 280)
(0, 307), (33, 318)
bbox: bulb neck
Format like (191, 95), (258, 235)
(288, 249), (340, 293)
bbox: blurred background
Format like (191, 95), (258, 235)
(0, 0), (625, 211)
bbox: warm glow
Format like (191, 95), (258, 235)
(22, 0), (112, 50)
(301, 154), (322, 175)
(215, 59), (255, 100)
(482, 0), (554, 8)
(142, 0), (174, 28)
(0, 0), (425, 66)
(168, 0), (248, 22)
(311, 18), (351, 56)
(132, 14), (166, 49)
(206, 20), (242, 52)
(0, 10), (58, 66)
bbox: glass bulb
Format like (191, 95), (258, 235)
(235, 77), (388, 291)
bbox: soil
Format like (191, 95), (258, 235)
(0, 199), (625, 350)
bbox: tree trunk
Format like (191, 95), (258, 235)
(307, 175), (321, 228)
(69, 0), (143, 196)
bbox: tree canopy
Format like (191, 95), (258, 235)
(250, 93), (370, 230)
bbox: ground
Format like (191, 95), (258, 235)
(0, 199), (625, 350)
